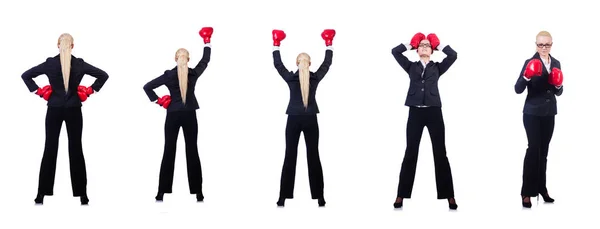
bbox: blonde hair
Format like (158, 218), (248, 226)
(296, 53), (311, 109)
(175, 48), (189, 104)
(536, 31), (552, 39)
(58, 33), (73, 91)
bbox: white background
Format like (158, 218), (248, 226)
(0, 0), (597, 228)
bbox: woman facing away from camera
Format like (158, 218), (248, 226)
(143, 27), (213, 202)
(21, 33), (109, 205)
(514, 30), (563, 208)
(271, 28), (334, 207)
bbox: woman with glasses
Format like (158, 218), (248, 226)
(514, 31), (563, 208)
(390, 32), (458, 210)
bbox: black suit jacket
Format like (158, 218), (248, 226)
(514, 53), (563, 116)
(143, 46), (211, 112)
(21, 55), (109, 107)
(391, 44), (457, 107)
(273, 49), (333, 115)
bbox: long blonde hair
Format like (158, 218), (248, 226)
(58, 33), (73, 91)
(175, 48), (189, 104)
(296, 53), (311, 109)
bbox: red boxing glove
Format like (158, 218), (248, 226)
(549, 67), (563, 86)
(524, 59), (542, 79)
(427, 33), (440, 50)
(410, 32), (426, 49)
(156, 95), (171, 109)
(321, 29), (336, 46)
(199, 27), (213, 44)
(77, 85), (94, 102)
(36, 85), (52, 101)
(272, 29), (286, 46)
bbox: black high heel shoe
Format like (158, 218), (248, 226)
(318, 198), (326, 207)
(393, 197), (403, 209)
(196, 193), (204, 202)
(155, 192), (164, 202)
(34, 194), (44, 205)
(522, 196), (532, 208)
(540, 193), (554, 203)
(276, 197), (285, 207)
(448, 198), (458, 210)
(80, 195), (89, 205)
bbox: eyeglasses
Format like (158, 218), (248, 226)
(419, 43), (431, 48)
(536, 43), (553, 48)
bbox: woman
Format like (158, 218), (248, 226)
(21, 33), (109, 205)
(391, 32), (458, 210)
(143, 27), (212, 202)
(515, 31), (563, 208)
(271, 29), (334, 207)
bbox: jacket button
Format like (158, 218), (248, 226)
(546, 99), (550, 102)
(421, 88), (424, 91)
(422, 80), (425, 83)
(547, 90), (551, 93)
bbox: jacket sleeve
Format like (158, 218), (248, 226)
(553, 61), (563, 96)
(313, 48), (333, 81)
(143, 71), (170, 102)
(21, 61), (47, 92)
(437, 44), (457, 76)
(81, 59), (109, 92)
(193, 45), (211, 77)
(273, 48), (293, 82)
(515, 60), (530, 94)
(391, 43), (412, 74)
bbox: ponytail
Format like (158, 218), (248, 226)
(175, 48), (189, 104)
(297, 53), (311, 109)
(58, 33), (73, 91)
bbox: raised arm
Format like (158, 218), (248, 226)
(194, 27), (213, 76)
(272, 29), (292, 81)
(314, 48), (333, 81)
(313, 29), (335, 81)
(391, 43), (413, 73)
(437, 44), (457, 76)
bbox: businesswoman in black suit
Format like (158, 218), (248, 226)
(21, 33), (109, 205)
(143, 27), (212, 202)
(391, 32), (458, 210)
(515, 31), (563, 208)
(271, 29), (334, 207)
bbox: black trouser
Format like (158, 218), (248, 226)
(521, 114), (555, 197)
(37, 107), (87, 197)
(279, 115), (324, 199)
(397, 106), (454, 199)
(157, 110), (203, 195)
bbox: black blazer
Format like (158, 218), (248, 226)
(273, 49), (333, 115)
(514, 52), (563, 116)
(392, 44), (457, 107)
(143, 46), (211, 112)
(21, 55), (109, 108)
